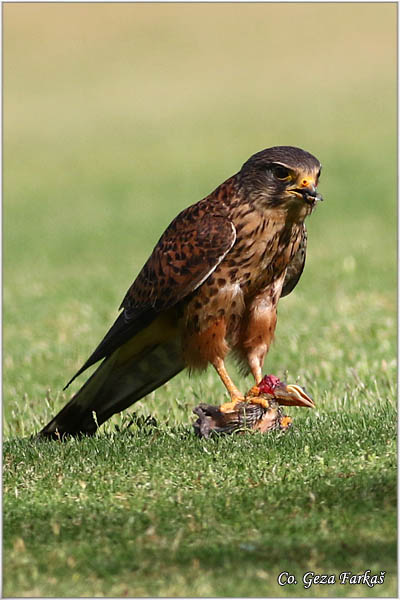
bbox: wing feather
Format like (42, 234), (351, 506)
(64, 207), (236, 388)
(281, 225), (307, 297)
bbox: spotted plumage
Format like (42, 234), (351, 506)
(39, 145), (323, 438)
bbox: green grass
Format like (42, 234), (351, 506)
(4, 405), (396, 597)
(3, 3), (397, 597)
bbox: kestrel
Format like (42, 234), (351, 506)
(39, 145), (322, 438)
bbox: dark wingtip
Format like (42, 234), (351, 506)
(63, 378), (74, 391)
(63, 364), (88, 390)
(63, 377), (75, 391)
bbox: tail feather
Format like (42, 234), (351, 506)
(38, 337), (184, 438)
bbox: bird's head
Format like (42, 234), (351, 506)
(252, 374), (315, 409)
(238, 146), (323, 216)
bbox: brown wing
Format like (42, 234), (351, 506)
(64, 206), (236, 388)
(281, 225), (307, 297)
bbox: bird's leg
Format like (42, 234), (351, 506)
(249, 358), (263, 385)
(241, 294), (279, 409)
(248, 357), (271, 409)
(213, 357), (245, 413)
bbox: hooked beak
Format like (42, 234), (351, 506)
(273, 382), (315, 409)
(289, 179), (323, 205)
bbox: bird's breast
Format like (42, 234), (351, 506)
(225, 212), (303, 294)
(182, 211), (302, 338)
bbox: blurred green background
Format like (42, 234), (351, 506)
(3, 3), (397, 597)
(4, 3), (396, 433)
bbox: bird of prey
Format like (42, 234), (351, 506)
(39, 145), (322, 438)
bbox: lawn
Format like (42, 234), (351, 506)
(3, 3), (397, 597)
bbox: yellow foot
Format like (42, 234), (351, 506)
(220, 396), (245, 413)
(248, 395), (271, 410)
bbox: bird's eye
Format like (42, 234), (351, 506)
(272, 165), (291, 181)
